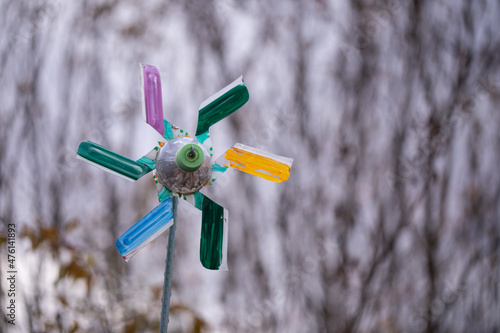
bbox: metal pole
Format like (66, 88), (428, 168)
(160, 195), (178, 333)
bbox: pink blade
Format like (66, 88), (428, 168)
(141, 63), (165, 135)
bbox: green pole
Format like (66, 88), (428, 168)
(160, 195), (178, 333)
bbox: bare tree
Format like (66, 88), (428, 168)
(0, 0), (499, 332)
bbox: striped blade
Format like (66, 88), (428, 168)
(116, 196), (174, 262)
(141, 63), (165, 136)
(77, 141), (153, 181)
(183, 193), (228, 270)
(213, 143), (293, 183)
(195, 76), (249, 136)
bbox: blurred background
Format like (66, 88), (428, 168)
(1, 0), (500, 332)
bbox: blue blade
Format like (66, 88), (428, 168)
(116, 197), (174, 261)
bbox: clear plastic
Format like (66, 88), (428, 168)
(156, 137), (212, 194)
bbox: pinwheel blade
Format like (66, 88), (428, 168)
(116, 196), (174, 262)
(141, 64), (191, 141)
(183, 192), (228, 270)
(77, 141), (153, 181)
(211, 143), (293, 183)
(195, 76), (249, 137)
(200, 196), (228, 270)
(141, 63), (165, 136)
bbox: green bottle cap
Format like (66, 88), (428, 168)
(176, 144), (204, 172)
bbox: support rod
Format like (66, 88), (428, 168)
(160, 195), (178, 333)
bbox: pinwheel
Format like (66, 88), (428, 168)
(77, 64), (293, 270)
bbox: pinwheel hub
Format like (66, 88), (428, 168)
(155, 137), (212, 194)
(176, 144), (204, 172)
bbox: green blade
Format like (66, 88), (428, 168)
(77, 141), (153, 181)
(195, 76), (249, 136)
(198, 195), (228, 270)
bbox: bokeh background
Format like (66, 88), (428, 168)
(1, 0), (500, 332)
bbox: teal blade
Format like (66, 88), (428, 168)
(154, 170), (173, 203)
(163, 119), (190, 141)
(137, 145), (159, 170)
(207, 153), (230, 186)
(182, 191), (205, 210)
(77, 141), (153, 181)
(195, 76), (249, 136)
(199, 195), (228, 270)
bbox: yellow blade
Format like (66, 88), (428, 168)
(222, 143), (293, 183)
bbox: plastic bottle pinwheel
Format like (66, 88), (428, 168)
(77, 64), (293, 270)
